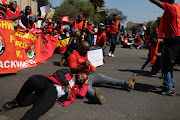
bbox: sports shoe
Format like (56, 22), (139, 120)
(111, 54), (115, 57)
(94, 88), (105, 105)
(161, 89), (174, 96)
(128, 74), (136, 89)
(108, 52), (112, 57)
(0, 99), (20, 112)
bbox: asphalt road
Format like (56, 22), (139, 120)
(0, 45), (180, 120)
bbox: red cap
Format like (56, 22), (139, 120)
(60, 29), (64, 32)
(46, 29), (53, 33)
(54, 30), (58, 33)
(78, 13), (83, 17)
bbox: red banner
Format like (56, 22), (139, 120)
(41, 34), (58, 60)
(14, 29), (44, 70)
(0, 19), (18, 73)
(0, 19), (58, 74)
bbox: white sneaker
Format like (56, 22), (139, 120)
(108, 52), (112, 57)
(111, 54), (115, 57)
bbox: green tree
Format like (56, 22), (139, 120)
(53, 2), (79, 21)
(89, 0), (105, 12)
(108, 8), (127, 23)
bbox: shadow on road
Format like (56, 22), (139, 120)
(134, 83), (159, 94)
(117, 69), (160, 78)
(138, 57), (147, 60)
(53, 62), (68, 67)
(0, 73), (16, 78)
(53, 62), (61, 66)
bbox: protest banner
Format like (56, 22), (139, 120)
(56, 36), (70, 54)
(40, 34), (58, 60)
(0, 19), (18, 73)
(14, 28), (44, 70)
(88, 49), (104, 67)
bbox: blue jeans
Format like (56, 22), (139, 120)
(87, 33), (94, 47)
(161, 44), (174, 90)
(163, 72), (174, 90)
(109, 34), (117, 54)
(86, 72), (128, 100)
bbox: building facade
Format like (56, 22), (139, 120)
(7, 0), (48, 15)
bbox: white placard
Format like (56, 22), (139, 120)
(88, 49), (104, 67)
(40, 5), (51, 18)
(45, 5), (51, 14)
(36, 20), (42, 29)
(40, 6), (46, 17)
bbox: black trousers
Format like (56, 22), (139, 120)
(109, 34), (117, 54)
(163, 37), (180, 73)
(15, 75), (57, 120)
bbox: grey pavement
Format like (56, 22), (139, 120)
(0, 45), (180, 120)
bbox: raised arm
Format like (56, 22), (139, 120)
(149, 0), (163, 8)
(84, 26), (95, 35)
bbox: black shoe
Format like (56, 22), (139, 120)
(161, 89), (174, 96)
(0, 99), (20, 112)
(172, 84), (175, 90)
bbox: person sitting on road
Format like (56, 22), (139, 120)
(68, 41), (136, 105)
(60, 29), (82, 66)
(0, 69), (89, 120)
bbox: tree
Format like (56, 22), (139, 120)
(53, 0), (104, 24)
(108, 8), (127, 23)
(53, 2), (79, 21)
(89, 0), (105, 12)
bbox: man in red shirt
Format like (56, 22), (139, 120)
(68, 41), (136, 104)
(86, 21), (94, 47)
(150, 0), (180, 95)
(74, 13), (86, 32)
(86, 23), (107, 51)
(0, 1), (23, 20)
(6, 1), (20, 26)
(106, 14), (120, 57)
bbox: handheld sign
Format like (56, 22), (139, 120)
(88, 49), (104, 67)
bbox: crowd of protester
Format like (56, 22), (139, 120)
(0, 0), (180, 119)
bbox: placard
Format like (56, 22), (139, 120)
(88, 49), (103, 67)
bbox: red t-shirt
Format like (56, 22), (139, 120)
(110, 20), (120, 34)
(86, 24), (93, 33)
(68, 50), (89, 72)
(134, 38), (141, 46)
(95, 32), (107, 48)
(162, 2), (179, 38)
(6, 9), (20, 18)
(28, 23), (35, 29)
(123, 38), (129, 45)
